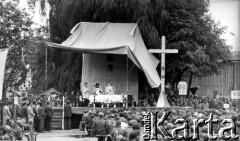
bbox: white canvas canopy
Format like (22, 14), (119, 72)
(47, 22), (161, 87)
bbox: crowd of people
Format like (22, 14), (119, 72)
(0, 97), (54, 140)
(79, 107), (240, 141)
(1, 81), (240, 141)
(1, 93), (240, 141)
(166, 95), (240, 110)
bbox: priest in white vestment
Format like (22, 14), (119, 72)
(105, 80), (115, 95)
(93, 83), (102, 95)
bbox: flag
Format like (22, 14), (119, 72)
(0, 49), (9, 100)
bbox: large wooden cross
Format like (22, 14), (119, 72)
(149, 36), (178, 93)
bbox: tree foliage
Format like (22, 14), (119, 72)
(0, 0), (33, 91)
(32, 0), (230, 92)
(162, 0), (230, 88)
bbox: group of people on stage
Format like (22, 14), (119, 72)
(80, 80), (115, 107)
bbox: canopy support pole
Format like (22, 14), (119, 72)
(45, 20), (49, 91)
(126, 55), (128, 108)
(45, 47), (48, 91)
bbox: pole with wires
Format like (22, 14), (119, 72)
(45, 20), (49, 91)
(126, 55), (128, 108)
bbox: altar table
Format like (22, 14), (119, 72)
(89, 94), (126, 104)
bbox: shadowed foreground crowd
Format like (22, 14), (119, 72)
(0, 98), (53, 140)
(80, 107), (240, 141)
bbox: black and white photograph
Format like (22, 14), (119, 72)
(0, 0), (240, 141)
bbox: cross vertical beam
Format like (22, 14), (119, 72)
(161, 36), (166, 93)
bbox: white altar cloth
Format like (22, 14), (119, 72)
(89, 94), (126, 104)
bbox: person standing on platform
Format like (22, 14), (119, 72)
(45, 101), (54, 131)
(27, 102), (35, 131)
(81, 82), (90, 107)
(64, 100), (72, 130)
(37, 102), (45, 132)
(105, 80), (115, 95)
(177, 79), (188, 106)
(69, 91), (76, 107)
(93, 83), (102, 95)
(76, 91), (81, 107)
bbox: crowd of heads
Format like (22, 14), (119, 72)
(167, 95), (240, 110)
(0, 118), (35, 140)
(80, 106), (240, 141)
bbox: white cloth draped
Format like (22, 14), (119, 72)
(0, 49), (8, 100)
(46, 22), (160, 88)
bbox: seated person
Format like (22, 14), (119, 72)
(105, 80), (115, 95)
(93, 83), (102, 95)
(91, 112), (108, 140)
(111, 121), (126, 140)
(0, 126), (11, 140)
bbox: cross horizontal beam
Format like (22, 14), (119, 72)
(149, 49), (178, 54)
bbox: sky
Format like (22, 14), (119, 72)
(209, 0), (240, 51)
(18, 0), (50, 28)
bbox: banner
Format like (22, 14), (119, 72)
(0, 49), (8, 100)
(231, 90), (240, 99)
